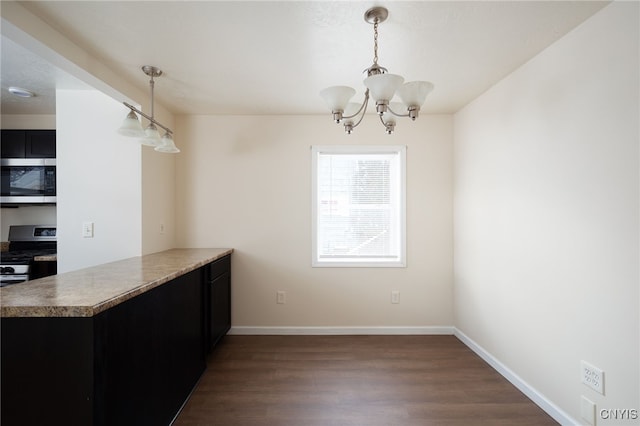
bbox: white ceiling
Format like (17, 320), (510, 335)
(2, 1), (609, 116)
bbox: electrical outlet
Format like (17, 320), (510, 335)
(276, 291), (286, 304)
(391, 290), (400, 304)
(581, 395), (596, 425)
(581, 360), (605, 395)
(82, 221), (94, 238)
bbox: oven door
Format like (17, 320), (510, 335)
(1, 159), (56, 203)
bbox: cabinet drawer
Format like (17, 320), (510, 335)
(207, 255), (230, 281)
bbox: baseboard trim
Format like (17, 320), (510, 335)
(229, 326), (455, 335)
(453, 328), (577, 426)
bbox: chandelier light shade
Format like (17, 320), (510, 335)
(118, 65), (180, 153)
(363, 74), (404, 103)
(320, 86), (356, 122)
(397, 81), (434, 108)
(320, 7), (434, 134)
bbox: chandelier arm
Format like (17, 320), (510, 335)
(349, 92), (370, 130)
(123, 102), (173, 135)
(342, 90), (370, 120)
(387, 105), (410, 118)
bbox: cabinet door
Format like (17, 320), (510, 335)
(25, 130), (56, 158)
(1, 317), (94, 425)
(0, 130), (55, 158)
(0, 130), (26, 157)
(95, 269), (205, 425)
(210, 271), (231, 349)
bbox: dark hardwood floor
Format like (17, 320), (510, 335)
(174, 335), (557, 426)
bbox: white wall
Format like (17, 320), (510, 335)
(56, 90), (141, 273)
(454, 2), (639, 424)
(1, 114), (56, 241)
(176, 115), (453, 328)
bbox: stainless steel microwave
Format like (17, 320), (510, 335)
(1, 158), (56, 204)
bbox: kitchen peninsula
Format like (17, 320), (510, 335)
(1, 248), (232, 426)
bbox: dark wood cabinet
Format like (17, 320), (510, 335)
(1, 317), (95, 425)
(1, 267), (209, 426)
(205, 254), (231, 353)
(1, 130), (26, 157)
(1, 130), (56, 158)
(94, 269), (205, 425)
(30, 260), (57, 280)
(26, 130), (56, 157)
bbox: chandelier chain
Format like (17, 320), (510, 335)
(373, 20), (379, 65)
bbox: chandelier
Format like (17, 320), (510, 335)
(320, 7), (434, 134)
(118, 65), (180, 153)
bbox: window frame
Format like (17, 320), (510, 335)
(311, 145), (407, 268)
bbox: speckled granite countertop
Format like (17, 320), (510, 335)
(0, 248), (232, 318)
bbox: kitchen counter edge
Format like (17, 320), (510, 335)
(0, 248), (233, 318)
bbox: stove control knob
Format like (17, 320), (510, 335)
(1, 267), (15, 274)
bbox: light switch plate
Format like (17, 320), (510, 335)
(82, 221), (94, 238)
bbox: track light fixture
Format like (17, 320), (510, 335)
(118, 65), (180, 153)
(320, 7), (434, 134)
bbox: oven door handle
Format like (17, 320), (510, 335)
(0, 275), (29, 286)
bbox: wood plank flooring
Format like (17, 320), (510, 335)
(173, 335), (557, 426)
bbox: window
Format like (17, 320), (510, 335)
(312, 145), (406, 267)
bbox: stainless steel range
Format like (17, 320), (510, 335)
(0, 225), (57, 287)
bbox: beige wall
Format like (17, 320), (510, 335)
(454, 2), (639, 424)
(176, 115), (453, 328)
(141, 116), (177, 255)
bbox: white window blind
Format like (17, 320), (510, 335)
(312, 145), (406, 267)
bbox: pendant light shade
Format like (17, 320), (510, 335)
(363, 74), (404, 103)
(319, 86), (356, 112)
(118, 110), (144, 137)
(155, 133), (180, 153)
(140, 123), (161, 146)
(397, 81), (434, 108)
